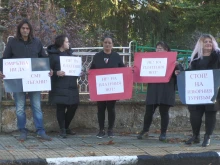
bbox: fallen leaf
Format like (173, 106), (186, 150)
(87, 151), (96, 156)
(97, 140), (115, 145)
(167, 138), (185, 143)
(119, 132), (131, 136)
(68, 154), (75, 157)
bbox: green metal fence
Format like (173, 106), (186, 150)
(134, 43), (192, 94)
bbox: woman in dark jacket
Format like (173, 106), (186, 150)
(47, 34), (79, 138)
(176, 34), (220, 147)
(90, 36), (125, 138)
(137, 41), (176, 141)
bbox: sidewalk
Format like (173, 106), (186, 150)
(0, 131), (219, 164)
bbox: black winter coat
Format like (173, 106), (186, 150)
(47, 45), (79, 105)
(188, 50), (220, 111)
(146, 73), (176, 106)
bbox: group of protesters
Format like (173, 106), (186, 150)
(0, 19), (219, 148)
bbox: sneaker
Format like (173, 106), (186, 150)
(107, 130), (114, 138)
(18, 131), (27, 142)
(96, 130), (105, 139)
(137, 130), (147, 140)
(37, 133), (52, 141)
(159, 133), (167, 141)
(66, 129), (76, 135)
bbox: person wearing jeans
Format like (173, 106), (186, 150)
(0, 19), (52, 141)
(14, 92), (45, 134)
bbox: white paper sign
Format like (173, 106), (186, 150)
(3, 58), (32, 79)
(60, 56), (82, 76)
(140, 58), (167, 77)
(96, 73), (124, 95)
(22, 71), (51, 92)
(185, 70), (214, 104)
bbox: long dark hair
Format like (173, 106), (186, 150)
(16, 19), (34, 41)
(54, 34), (68, 48)
(156, 41), (171, 51)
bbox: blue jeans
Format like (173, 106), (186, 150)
(13, 92), (45, 134)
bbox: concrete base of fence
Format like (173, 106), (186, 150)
(1, 99), (220, 133)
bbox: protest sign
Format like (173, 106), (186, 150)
(88, 67), (133, 101)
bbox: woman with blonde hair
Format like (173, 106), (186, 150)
(176, 34), (220, 147)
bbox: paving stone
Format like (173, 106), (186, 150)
(53, 149), (84, 157)
(102, 150), (126, 156)
(0, 132), (219, 160)
(79, 151), (106, 156)
(0, 155), (14, 160)
(30, 149), (61, 158)
(74, 146), (101, 153)
(122, 151), (147, 156)
(141, 147), (169, 156)
(8, 149), (38, 160)
(118, 148), (144, 153)
(41, 138), (66, 148)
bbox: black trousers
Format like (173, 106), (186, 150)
(97, 101), (116, 130)
(56, 104), (78, 129)
(189, 106), (217, 136)
(143, 104), (170, 133)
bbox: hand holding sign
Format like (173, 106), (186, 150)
(133, 52), (177, 83)
(89, 67), (133, 101)
(57, 71), (65, 77)
(48, 69), (53, 77)
(0, 71), (5, 79)
(60, 56), (82, 76)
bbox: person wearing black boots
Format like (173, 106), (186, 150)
(137, 41), (177, 141)
(90, 36), (125, 138)
(47, 34), (79, 138)
(175, 34), (220, 147)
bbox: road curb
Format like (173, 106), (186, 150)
(47, 152), (220, 165)
(137, 151), (220, 165)
(0, 158), (47, 165)
(0, 152), (219, 165)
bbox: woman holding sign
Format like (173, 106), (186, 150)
(47, 34), (79, 138)
(176, 34), (220, 147)
(90, 36), (125, 138)
(137, 41), (176, 141)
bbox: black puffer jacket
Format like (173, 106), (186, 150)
(47, 45), (79, 105)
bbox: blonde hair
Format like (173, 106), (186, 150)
(190, 34), (219, 64)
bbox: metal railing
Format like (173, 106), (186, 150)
(1, 41), (135, 99)
(69, 41), (134, 93)
(1, 39), (193, 99)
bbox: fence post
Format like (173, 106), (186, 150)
(0, 25), (6, 133)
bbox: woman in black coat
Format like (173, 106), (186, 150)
(90, 36), (125, 138)
(137, 41), (176, 141)
(176, 34), (220, 147)
(47, 34), (79, 138)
